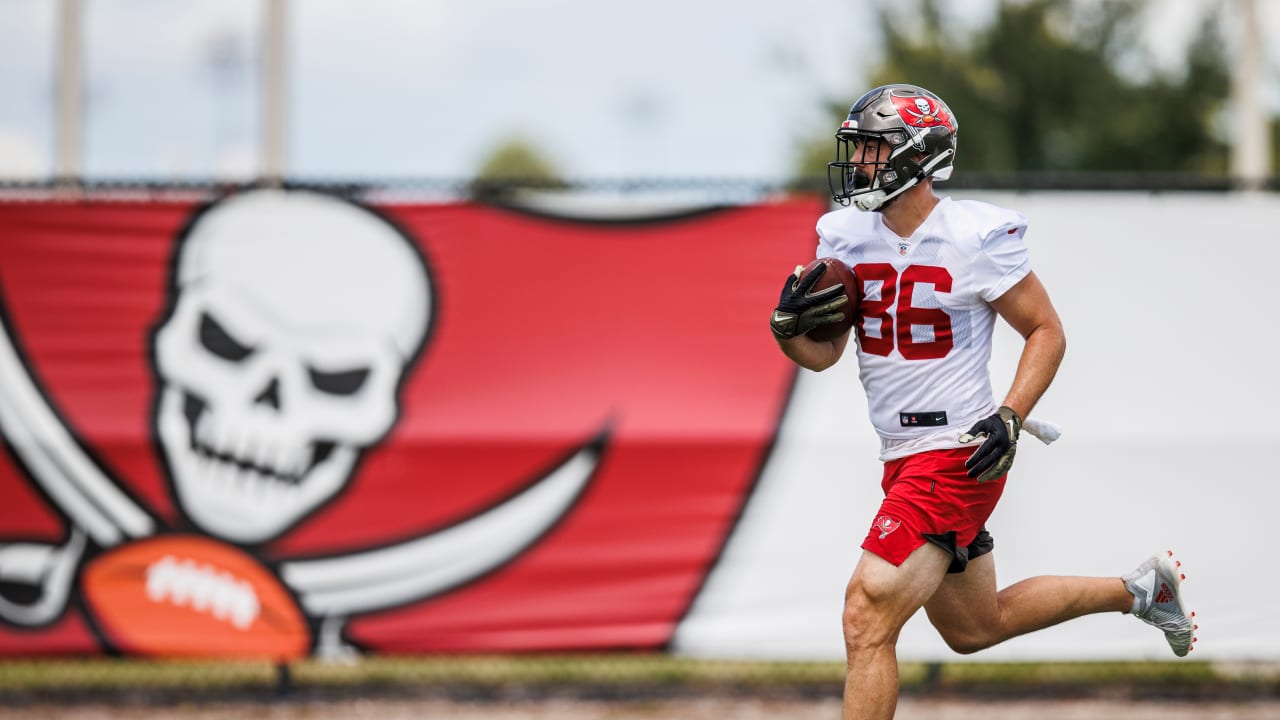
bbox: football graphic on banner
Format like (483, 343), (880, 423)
(82, 535), (307, 659)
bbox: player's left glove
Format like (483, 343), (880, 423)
(959, 406), (1022, 482)
(769, 263), (849, 340)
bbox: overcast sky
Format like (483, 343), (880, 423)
(0, 0), (1272, 182)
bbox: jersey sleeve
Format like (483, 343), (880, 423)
(815, 216), (839, 259)
(973, 213), (1031, 302)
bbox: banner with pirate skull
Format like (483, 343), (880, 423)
(0, 190), (821, 658)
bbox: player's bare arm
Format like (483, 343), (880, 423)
(988, 270), (1066, 420)
(774, 331), (850, 372)
(961, 270), (1065, 481)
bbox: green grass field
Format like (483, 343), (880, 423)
(0, 656), (1275, 700)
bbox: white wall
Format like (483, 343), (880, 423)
(673, 191), (1280, 661)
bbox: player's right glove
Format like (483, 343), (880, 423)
(959, 406), (1022, 482)
(769, 263), (849, 340)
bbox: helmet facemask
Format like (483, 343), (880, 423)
(829, 130), (921, 211)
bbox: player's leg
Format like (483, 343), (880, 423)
(843, 447), (999, 718)
(924, 550), (1135, 654)
(842, 542), (952, 720)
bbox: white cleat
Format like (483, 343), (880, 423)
(1123, 550), (1197, 657)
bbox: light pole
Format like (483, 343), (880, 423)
(261, 0), (288, 185)
(55, 0), (83, 185)
(1230, 0), (1272, 189)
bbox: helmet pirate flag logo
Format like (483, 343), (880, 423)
(892, 93), (955, 131)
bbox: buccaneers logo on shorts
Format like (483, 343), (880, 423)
(873, 515), (902, 539)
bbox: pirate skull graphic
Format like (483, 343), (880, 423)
(152, 191), (431, 543)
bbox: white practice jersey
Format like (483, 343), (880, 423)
(816, 196), (1031, 461)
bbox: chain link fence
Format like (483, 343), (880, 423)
(0, 171), (1270, 203)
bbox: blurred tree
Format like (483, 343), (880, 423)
(793, 0), (1231, 181)
(471, 136), (568, 199)
(1272, 120), (1280, 177)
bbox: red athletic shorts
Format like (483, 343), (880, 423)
(860, 447), (1006, 573)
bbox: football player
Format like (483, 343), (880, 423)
(769, 84), (1195, 720)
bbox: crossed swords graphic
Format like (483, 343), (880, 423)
(0, 303), (601, 647)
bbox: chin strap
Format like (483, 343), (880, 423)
(852, 149), (956, 212)
(854, 177), (919, 211)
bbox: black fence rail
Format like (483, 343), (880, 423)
(0, 172), (1272, 204)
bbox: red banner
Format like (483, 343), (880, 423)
(0, 191), (823, 658)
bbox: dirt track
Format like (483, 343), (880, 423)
(2, 697), (1278, 719)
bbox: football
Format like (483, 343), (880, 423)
(82, 534), (309, 660)
(800, 257), (858, 342)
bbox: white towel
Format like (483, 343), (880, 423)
(1022, 416), (1062, 445)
